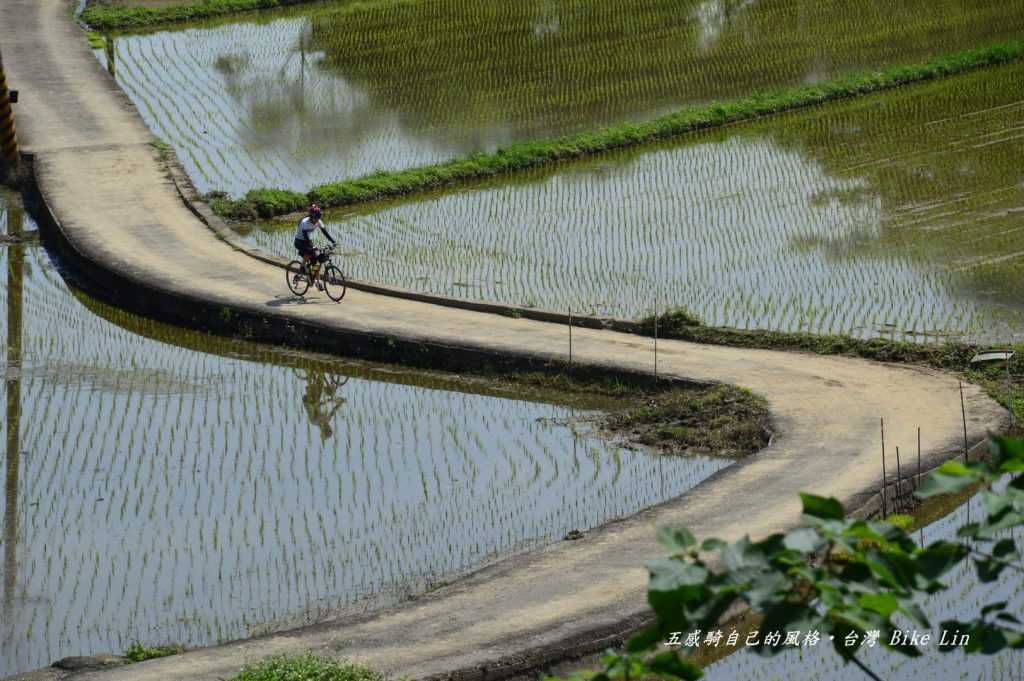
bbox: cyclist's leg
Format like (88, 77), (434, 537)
(295, 238), (314, 271)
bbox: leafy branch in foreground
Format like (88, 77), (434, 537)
(574, 435), (1024, 681)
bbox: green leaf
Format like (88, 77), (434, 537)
(647, 651), (703, 681)
(981, 601), (1008, 616)
(977, 510), (1024, 538)
(913, 541), (967, 581)
(993, 538), (1017, 559)
(858, 592), (899, 617)
(975, 557), (1008, 583)
(956, 522), (980, 538)
(722, 537), (772, 571)
(647, 558), (709, 592)
(701, 538), (727, 552)
(658, 527), (697, 553)
(917, 466), (978, 499)
(897, 601), (931, 629)
(982, 490), (1011, 517)
(625, 626), (663, 653)
(800, 493), (845, 521)
(991, 435), (1024, 471)
(743, 571), (791, 609)
(783, 527), (823, 553)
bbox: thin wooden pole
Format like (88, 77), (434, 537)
(568, 308), (572, 366)
(880, 417), (887, 518)
(1007, 354), (1014, 425)
(959, 381), (969, 463)
(653, 296), (658, 382)
(895, 446), (903, 512)
(917, 427), (922, 491)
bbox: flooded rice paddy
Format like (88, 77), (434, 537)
(93, 0), (1024, 195)
(243, 60), (1024, 342)
(0, 191), (728, 677)
(705, 485), (1024, 680)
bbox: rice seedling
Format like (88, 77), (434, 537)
(0, 189), (729, 677)
(95, 0), (1024, 196)
(244, 60), (1024, 343)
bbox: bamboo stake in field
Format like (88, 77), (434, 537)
(917, 426), (922, 490)
(895, 446), (902, 513)
(959, 381), (968, 463)
(1007, 354), (1014, 425)
(568, 307), (572, 366)
(653, 292), (659, 383)
(880, 417), (887, 518)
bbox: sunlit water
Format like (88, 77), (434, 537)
(94, 0), (1024, 195)
(242, 61), (1024, 343)
(0, 191), (727, 676)
(706, 483), (1024, 680)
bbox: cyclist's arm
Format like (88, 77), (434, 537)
(318, 222), (336, 245)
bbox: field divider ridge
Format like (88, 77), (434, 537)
(207, 40), (1024, 221)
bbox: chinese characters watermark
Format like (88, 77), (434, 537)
(665, 629), (969, 649)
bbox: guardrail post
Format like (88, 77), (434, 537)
(0, 52), (20, 173)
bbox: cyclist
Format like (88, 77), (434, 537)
(294, 203), (336, 274)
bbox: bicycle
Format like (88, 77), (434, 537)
(286, 245), (347, 302)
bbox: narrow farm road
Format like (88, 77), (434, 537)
(0, 2), (1008, 680)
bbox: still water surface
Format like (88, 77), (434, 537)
(0, 191), (726, 676)
(243, 61), (1024, 342)
(96, 0), (1024, 195)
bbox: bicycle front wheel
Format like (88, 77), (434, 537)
(322, 265), (347, 302)
(286, 261), (310, 296)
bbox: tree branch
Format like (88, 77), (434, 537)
(849, 653), (884, 681)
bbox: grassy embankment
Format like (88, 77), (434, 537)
(503, 371), (771, 458)
(81, 0), (323, 30)
(199, 40), (1024, 220)
(72, 284), (769, 458)
(636, 309), (1024, 422)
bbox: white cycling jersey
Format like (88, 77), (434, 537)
(294, 217), (323, 241)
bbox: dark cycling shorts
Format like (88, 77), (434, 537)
(294, 238), (315, 259)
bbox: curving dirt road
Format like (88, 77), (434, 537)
(0, 1), (1009, 680)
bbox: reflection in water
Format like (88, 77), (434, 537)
(0, 194), (729, 677)
(692, 0), (754, 53)
(297, 368), (347, 440)
(3, 196), (22, 616)
(245, 61), (1024, 342)
(98, 0), (1024, 195)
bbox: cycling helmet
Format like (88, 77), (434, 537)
(308, 203), (323, 221)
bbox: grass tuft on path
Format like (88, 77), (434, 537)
(229, 654), (385, 681)
(125, 642), (185, 662)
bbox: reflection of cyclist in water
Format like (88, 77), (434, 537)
(297, 367), (349, 440)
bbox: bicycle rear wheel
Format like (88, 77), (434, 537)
(286, 261), (310, 296)
(322, 264), (347, 302)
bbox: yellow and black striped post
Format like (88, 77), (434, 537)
(0, 52), (20, 171)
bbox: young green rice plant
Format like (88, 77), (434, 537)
(97, 0), (1024, 196)
(0, 191), (731, 676)
(244, 61), (1024, 344)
